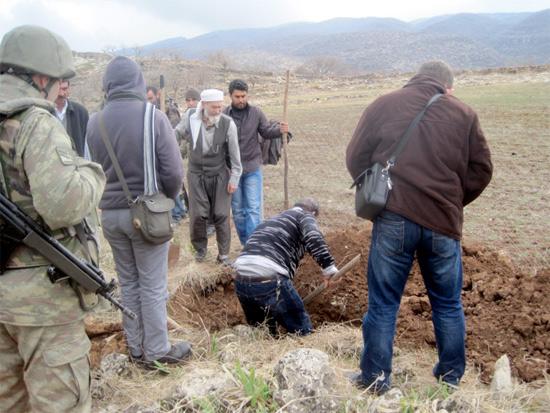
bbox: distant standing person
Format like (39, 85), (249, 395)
(184, 88), (200, 111)
(146, 85), (181, 128)
(183, 88), (216, 236)
(224, 79), (288, 245)
(54, 79), (89, 157)
(177, 88), (200, 157)
(232, 198), (338, 335)
(346, 61), (492, 394)
(175, 89), (242, 265)
(148, 85), (189, 224)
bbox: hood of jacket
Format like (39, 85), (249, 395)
(102, 56), (146, 101)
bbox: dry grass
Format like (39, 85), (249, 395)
(88, 64), (550, 411)
(93, 323), (550, 412)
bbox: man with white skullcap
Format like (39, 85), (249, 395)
(175, 89), (242, 264)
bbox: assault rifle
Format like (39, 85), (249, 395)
(0, 192), (136, 319)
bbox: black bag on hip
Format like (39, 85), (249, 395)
(352, 162), (392, 221)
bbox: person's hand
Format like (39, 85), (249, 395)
(279, 121), (289, 134)
(227, 183), (237, 194)
(322, 265), (339, 289)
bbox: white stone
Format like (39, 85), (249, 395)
(490, 354), (514, 396)
(367, 388), (403, 413)
(175, 367), (234, 399)
(99, 353), (132, 380)
(273, 348), (338, 413)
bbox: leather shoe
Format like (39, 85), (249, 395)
(216, 255), (232, 267)
(195, 249), (207, 262)
(346, 371), (368, 389)
(346, 371), (389, 395)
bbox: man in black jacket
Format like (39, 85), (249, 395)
(232, 198), (338, 335)
(54, 79), (89, 156)
(224, 79), (288, 245)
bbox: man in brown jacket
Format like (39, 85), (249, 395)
(346, 61), (492, 394)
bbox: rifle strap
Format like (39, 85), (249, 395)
(0, 116), (10, 197)
(74, 222), (97, 267)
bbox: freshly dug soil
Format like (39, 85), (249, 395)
(168, 226), (550, 383)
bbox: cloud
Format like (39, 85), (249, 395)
(0, 0), (204, 51)
(1, 0), (548, 51)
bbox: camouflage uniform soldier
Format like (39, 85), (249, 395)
(0, 26), (106, 412)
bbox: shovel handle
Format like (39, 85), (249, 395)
(303, 254), (361, 305)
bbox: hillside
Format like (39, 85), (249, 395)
(118, 10), (550, 74)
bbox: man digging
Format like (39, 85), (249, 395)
(232, 198), (338, 335)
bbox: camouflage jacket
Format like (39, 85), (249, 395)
(166, 100), (181, 128)
(0, 74), (106, 326)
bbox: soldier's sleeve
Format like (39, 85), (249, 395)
(22, 113), (106, 230)
(175, 114), (192, 159)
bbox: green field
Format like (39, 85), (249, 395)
(257, 75), (550, 271)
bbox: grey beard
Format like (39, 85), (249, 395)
(203, 112), (221, 126)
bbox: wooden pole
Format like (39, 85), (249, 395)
(281, 70), (290, 209)
(303, 254), (361, 305)
(159, 74), (166, 113)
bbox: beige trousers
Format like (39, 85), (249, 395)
(0, 321), (91, 413)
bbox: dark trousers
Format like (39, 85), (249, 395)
(235, 277), (312, 335)
(188, 171), (231, 255)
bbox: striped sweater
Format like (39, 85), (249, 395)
(237, 207), (336, 279)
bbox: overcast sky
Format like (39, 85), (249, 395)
(1, 0), (548, 52)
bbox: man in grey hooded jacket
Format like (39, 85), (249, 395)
(86, 56), (190, 366)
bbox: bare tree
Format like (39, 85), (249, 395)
(101, 45), (117, 56)
(296, 56), (349, 77)
(207, 50), (233, 81)
(132, 44), (144, 62)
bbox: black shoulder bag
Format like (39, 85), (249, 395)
(352, 93), (442, 221)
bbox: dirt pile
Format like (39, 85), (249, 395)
(168, 226), (549, 383)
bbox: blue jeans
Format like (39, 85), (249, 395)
(235, 277), (312, 335)
(231, 168), (263, 245)
(171, 192), (186, 222)
(360, 211), (465, 392)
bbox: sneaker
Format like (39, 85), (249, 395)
(129, 352), (144, 363)
(195, 249), (207, 262)
(156, 342), (192, 364)
(216, 255), (232, 267)
(206, 224), (216, 237)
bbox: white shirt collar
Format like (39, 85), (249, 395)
(55, 99), (68, 121)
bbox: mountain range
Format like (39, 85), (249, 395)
(121, 9), (550, 74)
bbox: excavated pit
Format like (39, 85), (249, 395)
(166, 226), (550, 383)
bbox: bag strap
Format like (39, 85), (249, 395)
(97, 113), (134, 204)
(143, 102), (158, 196)
(350, 93), (442, 189)
(387, 93), (442, 165)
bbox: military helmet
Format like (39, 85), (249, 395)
(0, 25), (75, 79)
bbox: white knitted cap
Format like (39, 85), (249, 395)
(200, 88), (224, 102)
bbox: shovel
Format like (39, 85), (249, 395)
(303, 254), (361, 305)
